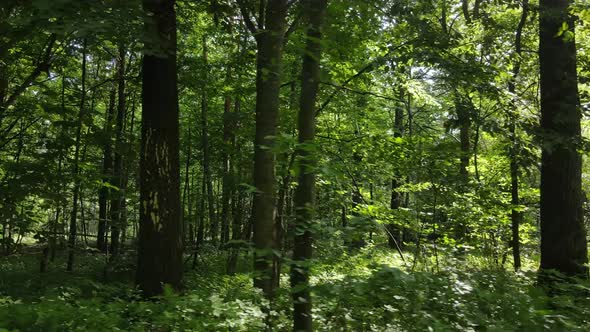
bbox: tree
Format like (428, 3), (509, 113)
(136, 0), (183, 297)
(538, 0), (588, 277)
(200, 36), (217, 246)
(109, 44), (127, 259)
(66, 39), (88, 272)
(97, 88), (116, 252)
(238, 0), (289, 298)
(508, 0), (529, 272)
(290, 0), (327, 330)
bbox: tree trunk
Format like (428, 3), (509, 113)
(226, 97), (241, 275)
(349, 147), (365, 249)
(227, 187), (244, 275)
(275, 152), (294, 283)
(50, 171), (61, 262)
(456, 97), (471, 184)
(66, 39), (88, 272)
(539, 0), (588, 278)
(119, 85), (137, 252)
(291, 1), (327, 330)
(80, 192), (88, 246)
(188, 170), (196, 245)
(387, 90), (405, 250)
(220, 65), (234, 247)
(52, 75), (67, 261)
(249, 0), (288, 299)
(201, 37), (217, 246)
(508, 0), (528, 272)
(182, 126), (192, 247)
(97, 88), (116, 252)
(196, 175), (206, 250)
(136, 0), (183, 297)
(109, 45), (127, 259)
(461, 0), (471, 24)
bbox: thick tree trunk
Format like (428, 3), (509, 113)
(249, 0), (288, 299)
(97, 89), (116, 252)
(291, 1), (327, 330)
(508, 0), (528, 272)
(136, 0), (183, 297)
(109, 45), (127, 259)
(539, 0), (588, 277)
(66, 39), (88, 272)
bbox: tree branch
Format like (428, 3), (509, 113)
(315, 40), (416, 117)
(236, 0), (258, 36)
(320, 81), (403, 103)
(3, 33), (57, 110)
(258, 0), (266, 30)
(283, 11), (301, 44)
(286, 0), (299, 9)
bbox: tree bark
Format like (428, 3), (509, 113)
(226, 97), (241, 275)
(182, 126), (192, 247)
(136, 0), (183, 297)
(291, 1), (327, 330)
(539, 0), (588, 278)
(196, 175), (206, 250)
(461, 0), (471, 24)
(50, 156), (62, 262)
(220, 27), (235, 247)
(201, 37), (217, 246)
(97, 88), (116, 252)
(387, 89), (405, 250)
(51, 76), (67, 261)
(241, 0), (289, 299)
(508, 0), (528, 272)
(456, 97), (471, 184)
(109, 45), (127, 259)
(66, 39), (88, 272)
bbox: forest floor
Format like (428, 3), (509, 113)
(1, 241), (589, 331)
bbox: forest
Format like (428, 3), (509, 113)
(1, 0), (590, 330)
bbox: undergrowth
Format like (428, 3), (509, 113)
(1, 243), (589, 331)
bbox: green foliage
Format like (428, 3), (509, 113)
(2, 247), (590, 331)
(1, 0), (590, 330)
(314, 264), (590, 331)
